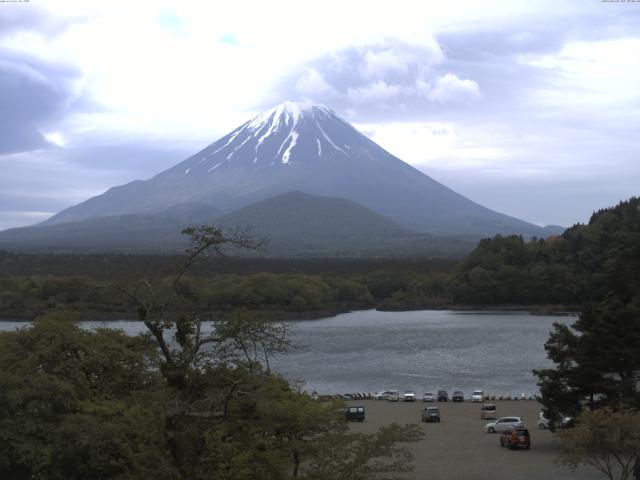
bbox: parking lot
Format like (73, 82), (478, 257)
(346, 399), (602, 480)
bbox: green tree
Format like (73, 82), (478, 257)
(535, 295), (640, 427)
(558, 408), (640, 480)
(123, 225), (424, 479)
(0, 311), (176, 480)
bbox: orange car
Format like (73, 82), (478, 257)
(500, 426), (531, 450)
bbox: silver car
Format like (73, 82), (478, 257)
(471, 390), (484, 402)
(484, 416), (524, 433)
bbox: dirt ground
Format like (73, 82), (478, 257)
(346, 399), (602, 480)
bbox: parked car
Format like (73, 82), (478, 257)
(484, 416), (525, 433)
(345, 405), (365, 422)
(471, 390), (484, 402)
(537, 412), (574, 430)
(421, 406), (441, 423)
(452, 391), (465, 402)
(557, 416), (575, 429)
(423, 392), (435, 402)
(480, 403), (497, 420)
(374, 390), (391, 400)
(537, 411), (549, 429)
(500, 426), (531, 450)
(437, 390), (449, 402)
(388, 390), (400, 402)
(403, 391), (417, 402)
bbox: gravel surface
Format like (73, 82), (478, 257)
(347, 399), (602, 480)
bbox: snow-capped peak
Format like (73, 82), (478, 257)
(245, 100), (331, 133)
(176, 100), (359, 174)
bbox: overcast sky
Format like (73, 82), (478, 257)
(1, 0), (639, 231)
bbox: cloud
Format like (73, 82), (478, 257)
(0, 3), (72, 38)
(347, 81), (402, 103)
(425, 73), (480, 103)
(268, 38), (479, 120)
(360, 49), (410, 78)
(0, 49), (83, 154)
(296, 68), (336, 97)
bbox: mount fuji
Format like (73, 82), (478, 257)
(1, 101), (561, 254)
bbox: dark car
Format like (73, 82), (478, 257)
(421, 406), (441, 423)
(437, 390), (449, 402)
(345, 406), (365, 422)
(452, 391), (464, 402)
(500, 426), (531, 450)
(480, 403), (497, 420)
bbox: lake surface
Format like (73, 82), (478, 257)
(0, 310), (574, 396)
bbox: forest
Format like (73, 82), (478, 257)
(2, 198), (639, 319)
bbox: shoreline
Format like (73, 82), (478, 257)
(0, 303), (580, 322)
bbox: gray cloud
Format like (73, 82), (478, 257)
(0, 4), (73, 38)
(0, 49), (84, 154)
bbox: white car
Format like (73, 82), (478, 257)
(537, 412), (573, 429)
(537, 411), (549, 429)
(388, 390), (400, 402)
(471, 390), (484, 402)
(423, 392), (435, 402)
(374, 390), (391, 400)
(484, 416), (525, 433)
(403, 391), (417, 402)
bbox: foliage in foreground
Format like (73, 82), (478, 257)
(532, 199), (640, 478)
(0, 312), (173, 480)
(558, 408), (640, 480)
(534, 294), (640, 427)
(0, 225), (425, 480)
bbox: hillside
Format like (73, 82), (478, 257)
(450, 197), (640, 305)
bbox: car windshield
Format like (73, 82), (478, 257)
(483, 405), (496, 410)
(473, 391), (483, 395)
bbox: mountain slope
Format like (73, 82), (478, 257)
(0, 204), (221, 252)
(0, 192), (479, 256)
(216, 191), (415, 254)
(41, 101), (558, 237)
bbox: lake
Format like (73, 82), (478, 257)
(0, 309), (573, 396)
